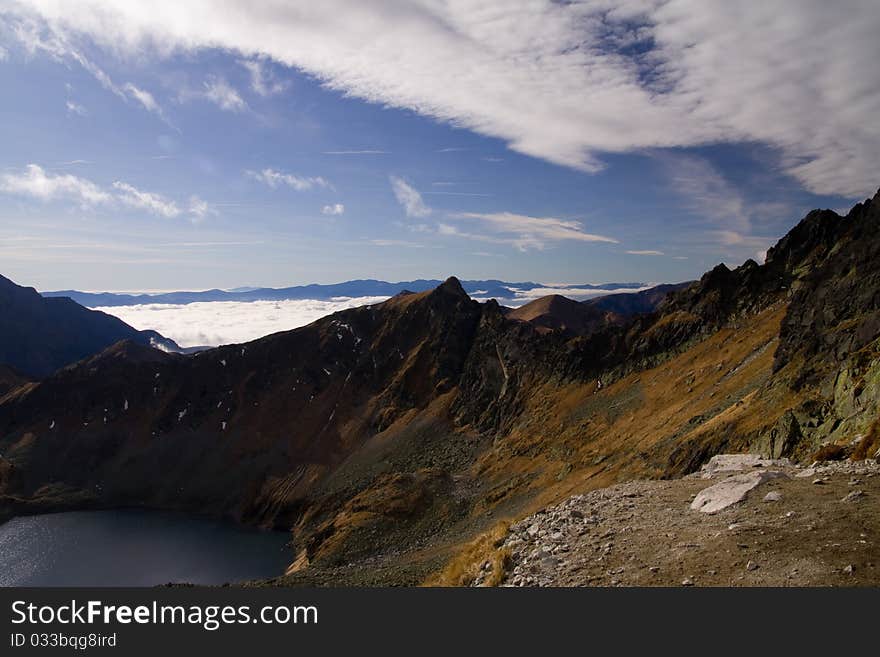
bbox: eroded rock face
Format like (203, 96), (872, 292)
(690, 471), (789, 513)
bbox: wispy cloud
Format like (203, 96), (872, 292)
(0, 163), (212, 222)
(0, 45), (8, 61)
(449, 211), (618, 251)
(659, 153), (752, 233)
(0, 163), (110, 205)
(389, 176), (430, 218)
(626, 249), (664, 256)
(187, 195), (215, 222)
(239, 58), (288, 96)
(13, 19), (170, 124)
(123, 82), (162, 115)
(322, 150), (388, 155)
(321, 203), (345, 216)
(200, 76), (247, 112)
(65, 99), (87, 116)
(246, 168), (332, 191)
(112, 181), (179, 218)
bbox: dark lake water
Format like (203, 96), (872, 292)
(0, 510), (291, 586)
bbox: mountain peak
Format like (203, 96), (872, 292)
(434, 276), (469, 298)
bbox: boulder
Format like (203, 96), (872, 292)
(699, 453), (791, 479)
(691, 471), (789, 513)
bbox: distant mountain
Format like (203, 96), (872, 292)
(584, 282), (692, 315)
(508, 294), (622, 336)
(0, 273), (183, 378)
(42, 279), (647, 307)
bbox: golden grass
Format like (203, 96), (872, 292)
(424, 521), (511, 587)
(852, 415), (880, 460)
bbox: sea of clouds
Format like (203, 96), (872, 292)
(96, 297), (390, 347)
(97, 285), (648, 348)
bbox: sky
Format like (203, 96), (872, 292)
(1, 1), (878, 293)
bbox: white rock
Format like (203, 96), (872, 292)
(691, 471), (789, 513)
(840, 490), (865, 503)
(763, 491), (783, 502)
(699, 454), (790, 479)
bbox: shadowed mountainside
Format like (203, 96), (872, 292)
(0, 274), (183, 378)
(2, 191), (880, 584)
(584, 282), (691, 316)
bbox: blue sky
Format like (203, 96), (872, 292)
(1, 1), (876, 292)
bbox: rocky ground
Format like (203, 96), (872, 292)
(488, 455), (880, 587)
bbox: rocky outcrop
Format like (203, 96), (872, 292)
(690, 470), (788, 513)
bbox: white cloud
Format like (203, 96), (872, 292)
(7, 0), (880, 198)
(12, 18), (169, 122)
(187, 195), (214, 221)
(389, 176), (430, 218)
(321, 203), (344, 215)
(247, 168), (331, 191)
(0, 163), (212, 220)
(0, 163), (110, 205)
(123, 82), (159, 112)
(0, 45), (8, 61)
(112, 181), (180, 218)
(201, 76), (247, 112)
(65, 99), (87, 115)
(449, 212), (618, 251)
(471, 284), (652, 306)
(96, 297), (389, 347)
(659, 153), (753, 233)
(626, 249), (664, 256)
(240, 58), (288, 96)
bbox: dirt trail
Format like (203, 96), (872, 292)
(492, 458), (880, 587)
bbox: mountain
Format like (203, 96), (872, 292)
(508, 294), (621, 336)
(3, 191), (880, 586)
(0, 365), (29, 398)
(585, 282), (691, 315)
(0, 274), (184, 378)
(42, 279), (646, 307)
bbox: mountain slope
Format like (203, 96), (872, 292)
(0, 274), (182, 378)
(508, 294), (620, 336)
(2, 191), (880, 585)
(585, 282), (691, 316)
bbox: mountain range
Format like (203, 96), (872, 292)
(42, 280), (647, 307)
(2, 190), (879, 585)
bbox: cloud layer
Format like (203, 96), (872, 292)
(4, 1), (879, 197)
(97, 297), (389, 347)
